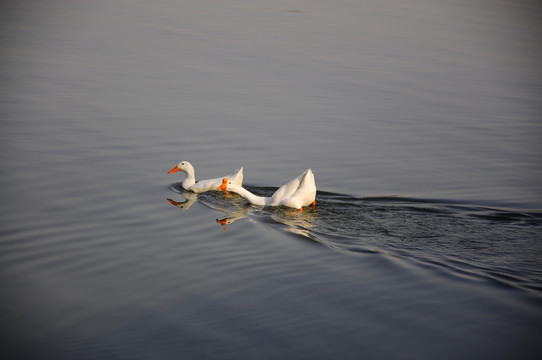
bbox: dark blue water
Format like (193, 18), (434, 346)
(1, 0), (542, 359)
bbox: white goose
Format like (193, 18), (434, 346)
(218, 169), (316, 211)
(168, 161), (243, 193)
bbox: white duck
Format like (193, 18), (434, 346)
(218, 169), (316, 211)
(168, 161), (243, 193)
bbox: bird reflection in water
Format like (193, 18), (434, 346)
(167, 188), (317, 235)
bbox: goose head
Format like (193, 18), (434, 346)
(218, 178), (230, 191)
(218, 178), (235, 197)
(167, 161), (194, 174)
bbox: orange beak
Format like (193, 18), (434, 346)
(218, 178), (228, 191)
(167, 198), (181, 206)
(168, 166), (180, 174)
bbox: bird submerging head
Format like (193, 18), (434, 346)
(218, 168), (316, 211)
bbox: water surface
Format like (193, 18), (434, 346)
(1, 0), (541, 359)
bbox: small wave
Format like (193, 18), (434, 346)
(168, 184), (542, 295)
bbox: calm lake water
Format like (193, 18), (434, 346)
(1, 0), (542, 359)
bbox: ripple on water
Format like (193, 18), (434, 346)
(166, 183), (542, 296)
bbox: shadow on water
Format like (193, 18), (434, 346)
(168, 182), (542, 296)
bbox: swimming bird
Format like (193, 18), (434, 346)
(218, 169), (316, 211)
(168, 161), (243, 193)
